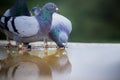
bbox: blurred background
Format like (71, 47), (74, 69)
(0, 0), (120, 42)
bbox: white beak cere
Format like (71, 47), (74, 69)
(56, 8), (59, 11)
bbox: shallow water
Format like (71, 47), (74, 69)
(0, 42), (120, 80)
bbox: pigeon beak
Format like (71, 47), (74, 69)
(55, 8), (60, 13)
(62, 43), (67, 46)
(56, 8), (59, 11)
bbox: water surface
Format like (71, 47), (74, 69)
(0, 42), (120, 80)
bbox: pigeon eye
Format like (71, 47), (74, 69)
(50, 5), (54, 9)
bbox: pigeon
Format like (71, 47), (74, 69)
(0, 2), (59, 47)
(0, 0), (31, 30)
(32, 5), (72, 48)
(0, 0), (32, 48)
(49, 13), (72, 47)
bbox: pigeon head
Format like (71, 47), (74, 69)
(42, 2), (59, 14)
(32, 4), (60, 16)
(32, 5), (41, 15)
(49, 28), (68, 47)
(57, 32), (68, 47)
(35, 2), (59, 21)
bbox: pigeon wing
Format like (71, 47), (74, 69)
(7, 16), (39, 37)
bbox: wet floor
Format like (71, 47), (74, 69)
(0, 41), (120, 80)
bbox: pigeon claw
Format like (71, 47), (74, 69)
(6, 42), (12, 50)
(18, 44), (23, 51)
(44, 44), (49, 49)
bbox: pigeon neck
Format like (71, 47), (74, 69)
(39, 9), (52, 21)
(36, 9), (53, 35)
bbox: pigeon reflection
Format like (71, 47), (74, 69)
(0, 48), (71, 80)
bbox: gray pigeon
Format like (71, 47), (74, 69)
(0, 2), (59, 46)
(0, 0), (31, 29)
(49, 13), (72, 48)
(0, 0), (31, 47)
(32, 5), (72, 48)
